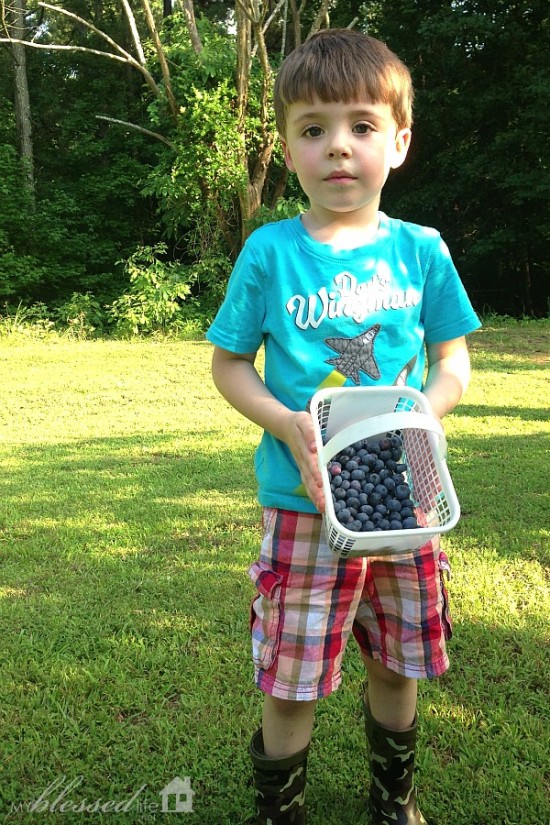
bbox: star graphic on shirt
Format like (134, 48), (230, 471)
(325, 324), (381, 384)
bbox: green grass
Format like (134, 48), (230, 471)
(0, 322), (548, 824)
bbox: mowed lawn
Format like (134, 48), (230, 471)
(0, 322), (548, 824)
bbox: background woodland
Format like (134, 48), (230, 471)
(1, 0), (548, 336)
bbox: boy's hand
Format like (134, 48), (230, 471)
(281, 411), (325, 512)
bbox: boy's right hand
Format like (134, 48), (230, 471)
(281, 411), (325, 513)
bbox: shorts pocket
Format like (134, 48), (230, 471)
(248, 561), (285, 670)
(438, 551), (453, 640)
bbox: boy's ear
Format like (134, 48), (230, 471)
(281, 139), (296, 173)
(390, 128), (412, 170)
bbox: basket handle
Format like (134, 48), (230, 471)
(320, 411), (447, 464)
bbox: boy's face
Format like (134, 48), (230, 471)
(281, 98), (411, 224)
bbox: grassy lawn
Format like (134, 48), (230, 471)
(0, 321), (548, 824)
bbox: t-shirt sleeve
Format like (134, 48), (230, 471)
(205, 240), (267, 354)
(421, 235), (481, 342)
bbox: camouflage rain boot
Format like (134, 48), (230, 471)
(249, 729), (309, 824)
(364, 699), (429, 825)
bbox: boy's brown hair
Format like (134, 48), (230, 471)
(273, 28), (413, 136)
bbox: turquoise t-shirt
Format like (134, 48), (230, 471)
(206, 213), (480, 513)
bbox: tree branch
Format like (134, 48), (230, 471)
(120, 0), (146, 65)
(140, 0), (179, 124)
(96, 116), (175, 149)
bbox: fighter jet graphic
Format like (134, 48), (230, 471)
(324, 324), (381, 384)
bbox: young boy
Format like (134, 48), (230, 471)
(206, 29), (480, 825)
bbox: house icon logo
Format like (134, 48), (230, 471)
(159, 776), (195, 813)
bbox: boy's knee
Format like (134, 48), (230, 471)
(265, 695), (317, 717)
(363, 654), (412, 688)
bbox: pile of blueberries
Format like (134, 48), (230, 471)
(327, 433), (422, 533)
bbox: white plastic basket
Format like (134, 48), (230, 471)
(310, 386), (461, 557)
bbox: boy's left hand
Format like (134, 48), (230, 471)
(280, 411), (325, 512)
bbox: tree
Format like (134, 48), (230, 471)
(369, 0), (549, 316)
(2, 0), (35, 198)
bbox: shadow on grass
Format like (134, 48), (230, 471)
(0, 431), (548, 824)
(0, 432), (265, 823)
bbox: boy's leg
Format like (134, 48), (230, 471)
(362, 655), (417, 729)
(262, 695), (317, 757)
(362, 655), (428, 825)
(250, 698), (315, 824)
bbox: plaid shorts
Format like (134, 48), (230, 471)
(248, 508), (452, 701)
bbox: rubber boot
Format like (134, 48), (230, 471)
(250, 729), (308, 824)
(363, 698), (429, 825)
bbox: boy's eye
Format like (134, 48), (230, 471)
(353, 122), (374, 134)
(303, 125), (323, 138)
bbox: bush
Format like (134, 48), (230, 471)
(108, 244), (195, 337)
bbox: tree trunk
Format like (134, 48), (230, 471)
(10, 0), (35, 200)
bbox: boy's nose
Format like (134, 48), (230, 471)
(327, 134), (351, 158)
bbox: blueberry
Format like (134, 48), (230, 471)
(334, 499), (345, 513)
(360, 504), (374, 516)
(386, 498), (401, 512)
(358, 493), (369, 505)
(369, 473), (381, 486)
(363, 482), (375, 495)
(337, 508), (351, 523)
(341, 480), (350, 490)
(400, 507), (414, 519)
(396, 463), (408, 474)
(373, 459), (385, 473)
(375, 504), (388, 516)
(402, 516), (419, 529)
(350, 479), (362, 492)
(346, 460), (359, 472)
(349, 520), (364, 532)
(366, 442), (380, 455)
(378, 519), (390, 531)
(347, 497), (360, 511)
(378, 468), (392, 481)
(378, 437), (392, 451)
(372, 512), (383, 524)
(334, 488), (347, 500)
(351, 469), (365, 481)
(329, 462), (342, 476)
(385, 459), (397, 472)
(379, 449), (392, 462)
(389, 520), (403, 530)
(396, 484), (411, 501)
(383, 477), (396, 493)
(369, 492), (383, 506)
(401, 498), (414, 510)
(353, 440), (365, 450)
(362, 521), (375, 532)
(341, 470), (351, 481)
(390, 434), (403, 448)
(364, 453), (378, 468)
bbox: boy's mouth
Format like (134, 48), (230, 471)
(325, 171), (357, 182)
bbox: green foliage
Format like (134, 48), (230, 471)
(0, 301), (55, 338)
(372, 0), (549, 316)
(107, 244), (194, 337)
(246, 196), (306, 234)
(55, 292), (106, 339)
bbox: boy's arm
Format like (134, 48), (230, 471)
(211, 346), (325, 511)
(423, 336), (472, 419)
